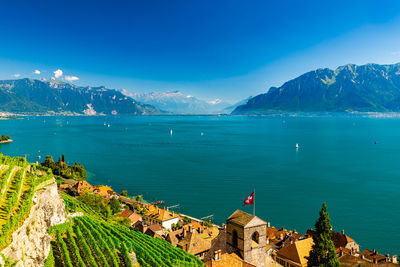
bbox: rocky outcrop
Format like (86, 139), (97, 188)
(0, 180), (67, 267)
(129, 252), (138, 266)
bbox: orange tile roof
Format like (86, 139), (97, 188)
(145, 205), (179, 222)
(119, 209), (142, 224)
(199, 226), (220, 241)
(120, 209), (134, 218)
(95, 185), (113, 192)
(360, 249), (387, 263)
(276, 238), (314, 266)
(167, 229), (184, 247)
(72, 180), (94, 194)
(177, 231), (212, 255)
(204, 253), (256, 267)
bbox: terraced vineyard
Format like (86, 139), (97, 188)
(0, 153), (54, 248)
(48, 216), (204, 267)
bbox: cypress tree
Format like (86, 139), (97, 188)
(307, 202), (340, 267)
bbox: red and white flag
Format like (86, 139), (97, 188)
(243, 191), (254, 206)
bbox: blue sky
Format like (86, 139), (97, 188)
(1, 0), (400, 102)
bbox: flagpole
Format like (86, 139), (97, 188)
(253, 188), (255, 216)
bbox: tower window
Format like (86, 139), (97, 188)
(232, 229), (238, 247)
(252, 231), (259, 245)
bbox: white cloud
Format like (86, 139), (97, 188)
(13, 74), (21, 78)
(34, 70), (41, 75)
(65, 75), (79, 82)
(53, 69), (63, 79)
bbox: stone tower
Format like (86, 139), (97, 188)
(226, 210), (266, 267)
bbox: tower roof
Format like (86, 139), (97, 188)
(226, 210), (266, 228)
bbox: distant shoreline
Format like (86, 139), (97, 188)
(0, 139), (13, 144)
(4, 111), (400, 118)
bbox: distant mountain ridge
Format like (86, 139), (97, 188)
(233, 63), (400, 114)
(126, 90), (233, 114)
(0, 78), (160, 115)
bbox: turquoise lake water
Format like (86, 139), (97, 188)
(0, 115), (398, 254)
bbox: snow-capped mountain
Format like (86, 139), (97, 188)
(123, 90), (234, 114)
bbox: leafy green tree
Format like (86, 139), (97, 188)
(61, 154), (65, 163)
(307, 202), (340, 267)
(120, 190), (128, 197)
(135, 195), (143, 202)
(109, 197), (121, 214)
(77, 192), (108, 214)
(103, 205), (112, 219)
(183, 216), (192, 224)
(203, 220), (212, 227)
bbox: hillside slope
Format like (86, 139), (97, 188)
(0, 79), (160, 115)
(46, 192), (204, 267)
(233, 63), (400, 114)
(0, 154), (67, 266)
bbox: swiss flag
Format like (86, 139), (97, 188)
(243, 192), (254, 206)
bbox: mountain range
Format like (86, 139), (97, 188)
(3, 63), (400, 116)
(125, 90), (235, 114)
(233, 63), (400, 114)
(0, 78), (160, 115)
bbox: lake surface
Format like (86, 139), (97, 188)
(0, 115), (399, 254)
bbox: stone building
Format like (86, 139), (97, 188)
(226, 210), (267, 267)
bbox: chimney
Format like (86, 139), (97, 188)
(341, 229), (344, 235)
(214, 250), (222, 261)
(267, 222), (270, 228)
